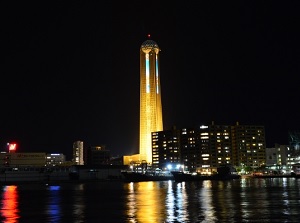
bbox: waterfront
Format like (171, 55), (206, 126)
(0, 178), (300, 222)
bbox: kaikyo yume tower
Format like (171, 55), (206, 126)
(139, 38), (163, 164)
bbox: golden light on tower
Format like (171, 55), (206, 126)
(139, 36), (163, 164)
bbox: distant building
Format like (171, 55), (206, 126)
(0, 152), (46, 167)
(109, 156), (124, 165)
(288, 131), (300, 163)
(46, 153), (66, 166)
(266, 144), (289, 166)
(266, 147), (279, 166)
(264, 144), (293, 173)
(73, 141), (84, 165)
(84, 145), (110, 165)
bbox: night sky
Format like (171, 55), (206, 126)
(2, 1), (300, 160)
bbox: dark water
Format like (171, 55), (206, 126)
(0, 178), (300, 223)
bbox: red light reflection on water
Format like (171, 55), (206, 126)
(0, 185), (20, 223)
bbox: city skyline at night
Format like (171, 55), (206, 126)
(2, 2), (300, 160)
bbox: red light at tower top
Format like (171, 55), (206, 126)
(7, 143), (17, 152)
(147, 34), (151, 39)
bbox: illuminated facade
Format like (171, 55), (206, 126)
(232, 122), (266, 168)
(139, 38), (163, 164)
(46, 153), (66, 166)
(72, 141), (84, 165)
(152, 122), (267, 173)
(152, 127), (180, 170)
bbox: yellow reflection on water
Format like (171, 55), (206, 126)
(125, 182), (167, 222)
(0, 185), (20, 223)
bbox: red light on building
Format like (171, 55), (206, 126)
(8, 143), (17, 152)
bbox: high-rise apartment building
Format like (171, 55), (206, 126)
(231, 122), (266, 168)
(73, 141), (84, 165)
(197, 124), (233, 171)
(152, 126), (180, 169)
(152, 122), (267, 173)
(174, 124), (233, 173)
(139, 37), (163, 164)
(181, 127), (201, 172)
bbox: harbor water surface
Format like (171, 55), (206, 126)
(1, 178), (300, 222)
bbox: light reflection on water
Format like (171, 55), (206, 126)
(46, 185), (61, 222)
(125, 178), (300, 222)
(0, 185), (20, 223)
(126, 181), (168, 222)
(0, 178), (299, 222)
(71, 184), (85, 223)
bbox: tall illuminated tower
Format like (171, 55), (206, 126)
(139, 36), (163, 164)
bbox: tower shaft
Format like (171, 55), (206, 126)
(139, 40), (163, 164)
